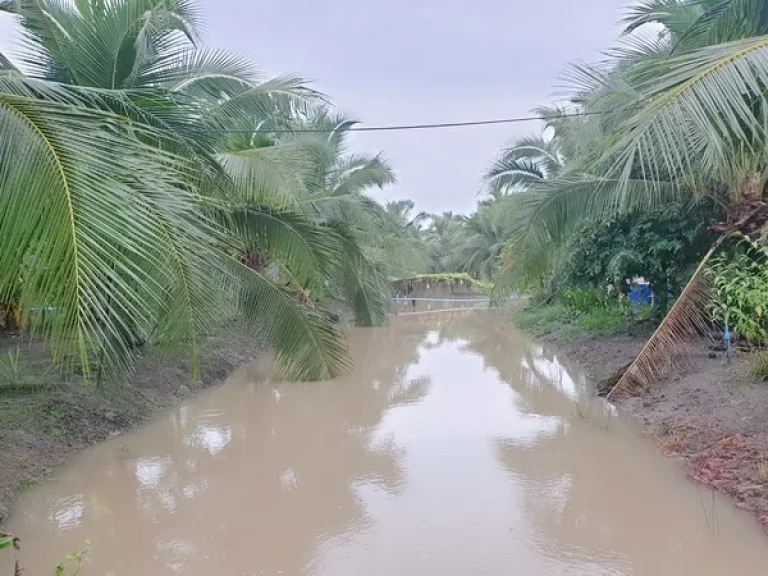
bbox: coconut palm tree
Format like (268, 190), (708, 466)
(223, 107), (431, 327)
(425, 212), (465, 273)
(0, 0), (397, 382)
(490, 0), (768, 393)
(453, 206), (515, 280)
(377, 200), (430, 276)
(383, 200), (427, 230)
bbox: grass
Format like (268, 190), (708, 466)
(510, 302), (654, 342)
(748, 350), (768, 381)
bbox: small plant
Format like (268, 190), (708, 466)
(1, 532), (21, 576)
(0, 347), (22, 386)
(0, 347), (46, 394)
(0, 533), (18, 551)
(748, 350), (768, 381)
(19, 476), (39, 490)
(54, 540), (91, 576)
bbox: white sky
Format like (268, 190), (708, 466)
(0, 1), (628, 214)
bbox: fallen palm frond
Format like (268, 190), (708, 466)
(608, 194), (768, 397)
(606, 240), (724, 398)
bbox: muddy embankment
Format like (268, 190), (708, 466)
(564, 334), (768, 533)
(0, 326), (266, 523)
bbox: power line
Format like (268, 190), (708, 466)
(180, 109), (613, 135)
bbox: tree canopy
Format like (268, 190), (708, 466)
(478, 0), (768, 393)
(0, 0), (427, 382)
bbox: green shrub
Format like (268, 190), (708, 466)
(709, 237), (768, 344)
(513, 302), (633, 341)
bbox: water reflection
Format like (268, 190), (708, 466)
(10, 321), (434, 574)
(7, 307), (768, 575)
(49, 495), (84, 531)
(183, 423), (232, 457)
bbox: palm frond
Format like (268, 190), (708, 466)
(7, 0), (202, 87)
(0, 93), (218, 377)
(230, 258), (351, 381)
(211, 74), (324, 124)
(216, 142), (323, 207)
(610, 29), (674, 61)
(1, 1), (403, 383)
(328, 153), (397, 197)
(108, 0), (202, 88)
(0, 75), (228, 187)
(485, 134), (563, 193)
(0, 52), (17, 71)
(486, 157), (546, 192)
(141, 47), (256, 95)
(300, 193), (377, 224)
(601, 35), (768, 193)
(327, 222), (390, 327)
(534, 103), (611, 165)
(607, 239), (725, 397)
(6, 0), (77, 82)
(671, 0), (733, 51)
(227, 206), (341, 292)
(373, 234), (430, 278)
(511, 175), (684, 246)
(670, 0), (768, 52)
(622, 0), (706, 36)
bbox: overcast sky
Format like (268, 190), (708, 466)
(0, 1), (628, 214)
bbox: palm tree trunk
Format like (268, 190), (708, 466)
(651, 278), (669, 323)
(741, 171), (763, 199)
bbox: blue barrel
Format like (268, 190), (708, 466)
(630, 283), (652, 305)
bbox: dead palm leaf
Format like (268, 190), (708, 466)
(607, 237), (726, 398)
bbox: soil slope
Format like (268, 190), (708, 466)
(0, 326), (265, 523)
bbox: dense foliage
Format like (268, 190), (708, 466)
(709, 237), (768, 344)
(0, 0), (426, 382)
(7, 0), (768, 393)
(419, 203), (516, 281)
(558, 200), (719, 316)
(477, 0), (768, 391)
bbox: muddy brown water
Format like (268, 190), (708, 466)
(5, 305), (768, 575)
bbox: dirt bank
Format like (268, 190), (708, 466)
(562, 334), (768, 534)
(0, 326), (265, 524)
